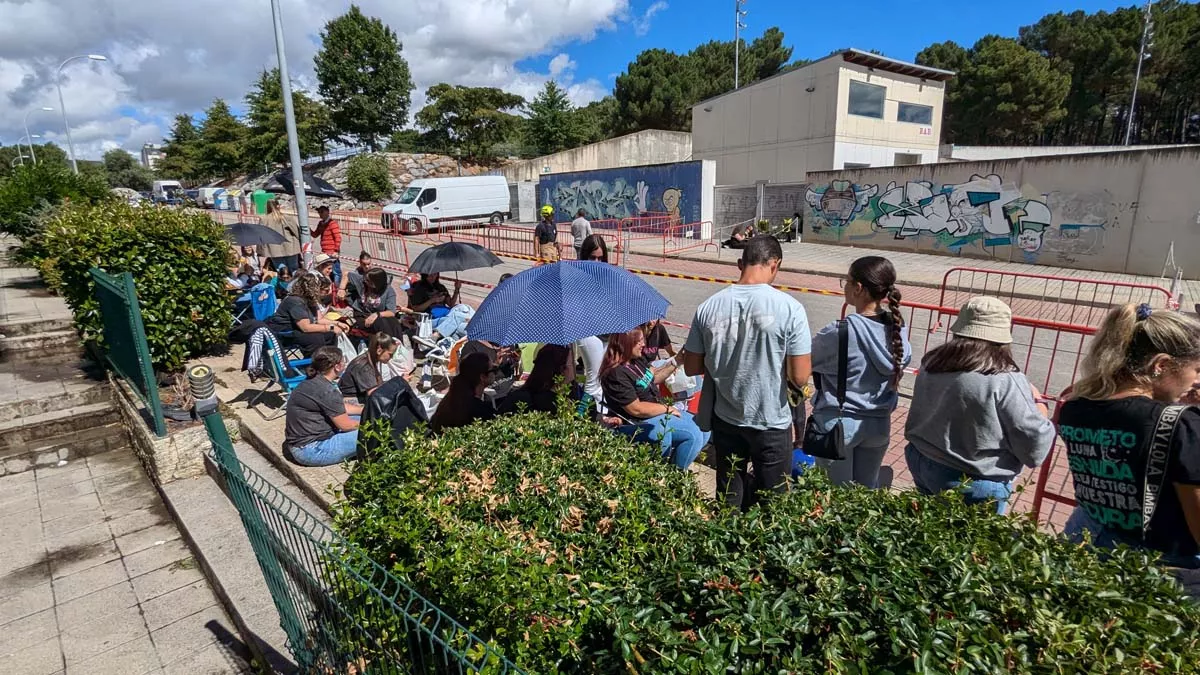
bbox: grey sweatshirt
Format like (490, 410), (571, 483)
(904, 370), (1056, 481)
(811, 313), (911, 419)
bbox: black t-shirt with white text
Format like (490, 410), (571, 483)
(601, 359), (659, 418)
(1058, 397), (1200, 556)
(641, 323), (673, 361)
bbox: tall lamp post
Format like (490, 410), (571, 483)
(11, 155), (27, 168)
(23, 107), (54, 164)
(1125, 0), (1154, 146)
(269, 0), (312, 268)
(56, 54), (107, 174)
(734, 0), (748, 89)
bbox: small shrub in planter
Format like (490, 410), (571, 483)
(337, 411), (1200, 673)
(42, 202), (234, 373)
(345, 153), (393, 202)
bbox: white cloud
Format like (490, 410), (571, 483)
(0, 0), (632, 160)
(633, 1), (668, 37)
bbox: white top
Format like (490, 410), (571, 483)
(570, 217), (593, 248)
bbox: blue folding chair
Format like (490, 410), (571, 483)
(249, 346), (311, 420)
(248, 282), (277, 321)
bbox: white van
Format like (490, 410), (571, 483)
(152, 180), (184, 203)
(381, 175), (511, 235)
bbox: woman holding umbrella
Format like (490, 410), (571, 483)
(261, 200), (302, 273)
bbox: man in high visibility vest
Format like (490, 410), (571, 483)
(534, 205), (561, 262)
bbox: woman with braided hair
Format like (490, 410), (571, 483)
(808, 256), (911, 487)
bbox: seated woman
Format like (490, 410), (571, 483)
(579, 234), (610, 263)
(640, 319), (677, 360)
(265, 273), (345, 357)
(500, 345), (574, 415)
(429, 352), (496, 433)
(340, 332), (401, 405)
(1060, 303), (1200, 568)
(600, 328), (707, 470)
(406, 272), (473, 340)
(284, 346), (363, 467)
(348, 268), (408, 339)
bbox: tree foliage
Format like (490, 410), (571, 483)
(613, 27), (796, 133)
(574, 97), (617, 145)
(0, 161), (111, 241)
(156, 114), (201, 181)
(525, 81), (585, 156)
(243, 68), (330, 173)
(101, 149), (154, 192)
(919, 2), (1200, 145)
(415, 84), (525, 160)
(315, 4), (413, 150)
(345, 153), (392, 202)
(0, 143), (69, 179)
(197, 100), (246, 180)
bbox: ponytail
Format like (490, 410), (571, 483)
(1073, 303), (1200, 400)
(886, 286), (905, 387)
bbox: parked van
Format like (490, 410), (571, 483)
(152, 180), (184, 204)
(381, 175), (510, 235)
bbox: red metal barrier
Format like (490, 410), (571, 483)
(358, 229), (410, 269)
(662, 221), (715, 259)
(939, 266), (1175, 328)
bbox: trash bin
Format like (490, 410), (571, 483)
(252, 189), (270, 215)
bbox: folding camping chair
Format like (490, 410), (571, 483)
(249, 346), (312, 420)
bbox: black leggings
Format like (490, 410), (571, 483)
(355, 315), (407, 341)
(281, 330), (337, 357)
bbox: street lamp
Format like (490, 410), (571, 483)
(23, 107), (54, 164)
(734, 0), (748, 89)
(11, 155), (27, 168)
(1125, 0), (1154, 145)
(56, 54), (107, 174)
(269, 0), (312, 267)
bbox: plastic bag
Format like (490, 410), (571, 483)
(417, 313), (434, 340)
(664, 367), (695, 395)
(335, 332), (360, 366)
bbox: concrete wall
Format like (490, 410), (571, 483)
(802, 147), (1200, 276)
(537, 160), (715, 226)
(501, 130), (692, 183)
(942, 144), (1198, 162)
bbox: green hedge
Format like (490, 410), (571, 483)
(338, 411), (1200, 673)
(0, 162), (113, 260)
(42, 202), (234, 373)
(345, 153), (392, 202)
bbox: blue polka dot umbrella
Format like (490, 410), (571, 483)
(466, 261), (671, 346)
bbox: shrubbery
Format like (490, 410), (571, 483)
(338, 410), (1200, 673)
(345, 152), (392, 202)
(42, 202), (234, 373)
(0, 162), (112, 260)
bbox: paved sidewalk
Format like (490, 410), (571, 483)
(0, 449), (254, 675)
(0, 266), (74, 326)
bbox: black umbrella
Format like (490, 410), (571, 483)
(225, 221), (287, 247)
(408, 242), (504, 275)
(263, 170), (342, 198)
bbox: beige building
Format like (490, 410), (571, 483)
(692, 49), (954, 185)
(500, 129), (693, 183)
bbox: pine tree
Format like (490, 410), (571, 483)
(243, 68), (330, 173)
(197, 100), (246, 180)
(314, 5), (413, 150)
(526, 81), (584, 156)
(157, 114), (201, 181)
(415, 84), (525, 160)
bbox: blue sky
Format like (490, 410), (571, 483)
(521, 0), (1137, 94)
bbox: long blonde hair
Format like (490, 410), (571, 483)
(1072, 303), (1200, 400)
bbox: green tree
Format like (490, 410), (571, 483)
(915, 40), (971, 144)
(951, 36), (1070, 144)
(345, 153), (392, 202)
(386, 128), (440, 153)
(157, 114), (201, 181)
(243, 68), (331, 173)
(574, 97), (617, 144)
(314, 5), (413, 150)
(415, 84), (525, 160)
(101, 149), (154, 191)
(0, 143), (69, 179)
(525, 81), (585, 156)
(196, 99), (246, 180)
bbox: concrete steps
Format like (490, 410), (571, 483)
(0, 401), (129, 475)
(0, 329), (81, 360)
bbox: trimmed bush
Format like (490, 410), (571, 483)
(338, 410), (1200, 673)
(0, 162), (113, 261)
(345, 153), (393, 202)
(42, 202), (234, 373)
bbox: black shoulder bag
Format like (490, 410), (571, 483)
(1142, 404), (1187, 540)
(802, 320), (848, 461)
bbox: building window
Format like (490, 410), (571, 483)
(897, 102), (934, 125)
(844, 162), (871, 169)
(848, 81), (886, 119)
(893, 153), (922, 166)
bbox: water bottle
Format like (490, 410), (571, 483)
(420, 363), (432, 391)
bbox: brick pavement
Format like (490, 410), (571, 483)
(0, 449), (253, 675)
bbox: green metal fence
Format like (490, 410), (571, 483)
(89, 268), (167, 437)
(203, 415), (525, 674)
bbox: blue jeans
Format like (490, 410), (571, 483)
(291, 428), (359, 466)
(433, 304), (474, 340)
(1064, 507), (1200, 569)
(329, 258), (342, 286)
(617, 410), (709, 470)
(904, 444), (1013, 514)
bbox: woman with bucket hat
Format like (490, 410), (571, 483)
(903, 296), (1055, 513)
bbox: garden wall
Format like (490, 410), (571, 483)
(801, 146), (1200, 276)
(537, 160), (716, 225)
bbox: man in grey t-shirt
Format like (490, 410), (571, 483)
(683, 236), (812, 510)
(570, 210), (593, 259)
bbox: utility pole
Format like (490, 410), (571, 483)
(1125, 0), (1154, 146)
(734, 0), (747, 89)
(270, 0), (312, 269)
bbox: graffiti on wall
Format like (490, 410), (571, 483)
(804, 173), (1110, 263)
(539, 161), (702, 223)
